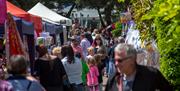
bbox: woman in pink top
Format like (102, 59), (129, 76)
(87, 57), (99, 91)
(70, 36), (84, 60)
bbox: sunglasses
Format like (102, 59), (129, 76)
(115, 56), (132, 63)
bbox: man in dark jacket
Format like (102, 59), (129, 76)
(105, 43), (173, 91)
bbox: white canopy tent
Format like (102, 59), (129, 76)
(28, 3), (72, 26)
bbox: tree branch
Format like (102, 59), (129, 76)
(66, 3), (76, 18)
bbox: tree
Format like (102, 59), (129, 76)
(129, 0), (154, 42)
(77, 0), (127, 27)
(77, 0), (107, 27)
(131, 0), (180, 90)
(8, 0), (39, 11)
(143, 0), (180, 90)
(52, 0), (77, 18)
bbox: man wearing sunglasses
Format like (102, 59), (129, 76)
(105, 43), (173, 91)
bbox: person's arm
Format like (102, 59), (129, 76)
(26, 75), (39, 82)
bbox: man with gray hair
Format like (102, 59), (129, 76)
(7, 55), (45, 91)
(105, 43), (173, 91)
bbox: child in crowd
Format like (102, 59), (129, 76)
(86, 46), (95, 59)
(86, 57), (99, 91)
(94, 54), (105, 91)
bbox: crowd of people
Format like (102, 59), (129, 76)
(0, 23), (174, 91)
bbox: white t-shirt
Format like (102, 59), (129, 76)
(61, 57), (83, 84)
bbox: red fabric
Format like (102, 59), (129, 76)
(0, 0), (7, 24)
(6, 1), (30, 21)
(6, 1), (42, 36)
(30, 15), (42, 37)
(6, 13), (25, 56)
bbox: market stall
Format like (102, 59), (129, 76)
(7, 1), (42, 36)
(28, 2), (72, 26)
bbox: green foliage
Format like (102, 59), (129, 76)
(130, 0), (154, 41)
(140, 0), (180, 90)
(112, 22), (122, 37)
(117, 0), (125, 3)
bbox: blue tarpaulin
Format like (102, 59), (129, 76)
(13, 16), (34, 35)
(0, 16), (34, 35)
(43, 22), (56, 34)
(43, 21), (63, 34)
(55, 24), (63, 34)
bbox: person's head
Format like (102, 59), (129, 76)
(87, 56), (96, 66)
(7, 55), (28, 75)
(71, 36), (79, 46)
(52, 47), (61, 58)
(74, 29), (81, 36)
(87, 46), (94, 56)
(80, 33), (85, 40)
(61, 45), (75, 63)
(72, 24), (76, 30)
(80, 28), (85, 33)
(118, 36), (125, 43)
(94, 54), (102, 65)
(114, 43), (137, 76)
(94, 34), (103, 46)
(93, 29), (99, 34)
(113, 37), (125, 45)
(36, 45), (48, 58)
(97, 46), (107, 57)
(146, 42), (154, 53)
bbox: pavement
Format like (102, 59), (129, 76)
(102, 76), (108, 91)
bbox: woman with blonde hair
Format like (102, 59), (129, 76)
(52, 47), (61, 59)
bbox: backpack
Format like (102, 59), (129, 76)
(8, 79), (32, 91)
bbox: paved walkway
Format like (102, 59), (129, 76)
(102, 76), (108, 91)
